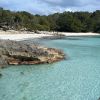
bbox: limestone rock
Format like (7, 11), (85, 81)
(0, 40), (65, 68)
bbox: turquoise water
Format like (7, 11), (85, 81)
(0, 36), (100, 100)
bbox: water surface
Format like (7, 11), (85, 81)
(0, 36), (100, 100)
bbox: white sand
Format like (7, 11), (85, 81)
(0, 30), (52, 41)
(0, 30), (99, 41)
(37, 31), (100, 36)
(60, 32), (100, 36)
(0, 34), (52, 41)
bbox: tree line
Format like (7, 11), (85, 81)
(0, 8), (100, 33)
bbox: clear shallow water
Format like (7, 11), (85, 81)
(0, 36), (100, 100)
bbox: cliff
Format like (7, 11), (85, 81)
(0, 40), (65, 68)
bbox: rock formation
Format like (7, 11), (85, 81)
(0, 40), (65, 68)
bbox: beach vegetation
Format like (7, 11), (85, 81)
(0, 8), (100, 33)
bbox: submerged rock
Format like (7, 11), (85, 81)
(0, 73), (2, 78)
(98, 97), (100, 100)
(0, 40), (65, 68)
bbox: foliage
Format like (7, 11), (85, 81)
(0, 8), (100, 33)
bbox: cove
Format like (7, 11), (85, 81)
(0, 36), (100, 100)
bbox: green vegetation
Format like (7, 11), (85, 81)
(0, 8), (100, 33)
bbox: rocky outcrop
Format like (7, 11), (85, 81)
(0, 40), (65, 68)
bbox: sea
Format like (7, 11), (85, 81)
(0, 36), (100, 100)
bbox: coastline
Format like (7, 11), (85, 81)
(0, 39), (65, 68)
(0, 30), (100, 68)
(0, 30), (100, 41)
(0, 30), (53, 41)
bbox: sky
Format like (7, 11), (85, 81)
(0, 0), (100, 15)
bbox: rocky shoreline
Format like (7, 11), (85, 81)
(0, 39), (65, 68)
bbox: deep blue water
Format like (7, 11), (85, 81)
(0, 36), (100, 100)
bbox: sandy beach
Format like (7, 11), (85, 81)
(0, 30), (53, 41)
(0, 30), (99, 41)
(61, 32), (100, 36)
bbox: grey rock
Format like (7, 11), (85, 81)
(0, 40), (65, 68)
